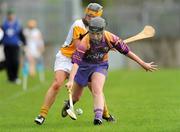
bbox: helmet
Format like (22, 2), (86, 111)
(85, 3), (103, 17)
(89, 17), (106, 33)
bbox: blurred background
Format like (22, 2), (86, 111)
(0, 0), (180, 70)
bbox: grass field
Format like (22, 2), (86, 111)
(0, 69), (180, 132)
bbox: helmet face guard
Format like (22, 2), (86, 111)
(89, 17), (106, 33)
(89, 26), (104, 33)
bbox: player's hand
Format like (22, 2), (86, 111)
(65, 80), (74, 90)
(142, 62), (158, 72)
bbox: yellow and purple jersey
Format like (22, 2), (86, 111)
(72, 31), (130, 64)
(60, 19), (88, 58)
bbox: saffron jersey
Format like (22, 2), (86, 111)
(60, 19), (88, 58)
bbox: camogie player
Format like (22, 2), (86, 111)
(65, 17), (158, 125)
(35, 3), (114, 125)
(23, 19), (45, 77)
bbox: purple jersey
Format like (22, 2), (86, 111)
(83, 37), (111, 63)
(72, 30), (130, 65)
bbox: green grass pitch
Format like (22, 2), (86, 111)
(0, 69), (180, 132)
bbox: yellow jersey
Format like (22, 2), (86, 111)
(60, 19), (88, 58)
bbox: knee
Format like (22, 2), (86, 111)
(92, 88), (103, 97)
(52, 79), (63, 91)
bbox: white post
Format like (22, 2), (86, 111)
(22, 75), (28, 91)
(71, 0), (83, 21)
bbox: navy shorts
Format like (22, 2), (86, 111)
(74, 61), (109, 87)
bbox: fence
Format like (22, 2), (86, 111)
(1, 0), (180, 68)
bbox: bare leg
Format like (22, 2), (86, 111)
(91, 72), (105, 122)
(27, 56), (36, 76)
(40, 70), (68, 117)
(72, 82), (84, 102)
(61, 81), (84, 118)
(88, 83), (110, 118)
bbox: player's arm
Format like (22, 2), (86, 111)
(114, 41), (157, 72)
(110, 33), (157, 72)
(109, 32), (130, 55)
(38, 31), (45, 54)
(66, 42), (87, 89)
(72, 25), (83, 48)
(126, 51), (158, 72)
(73, 39), (81, 48)
(66, 63), (79, 89)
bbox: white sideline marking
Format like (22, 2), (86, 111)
(0, 82), (48, 104)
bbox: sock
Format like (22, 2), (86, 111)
(103, 103), (110, 118)
(94, 108), (103, 120)
(40, 105), (49, 118)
